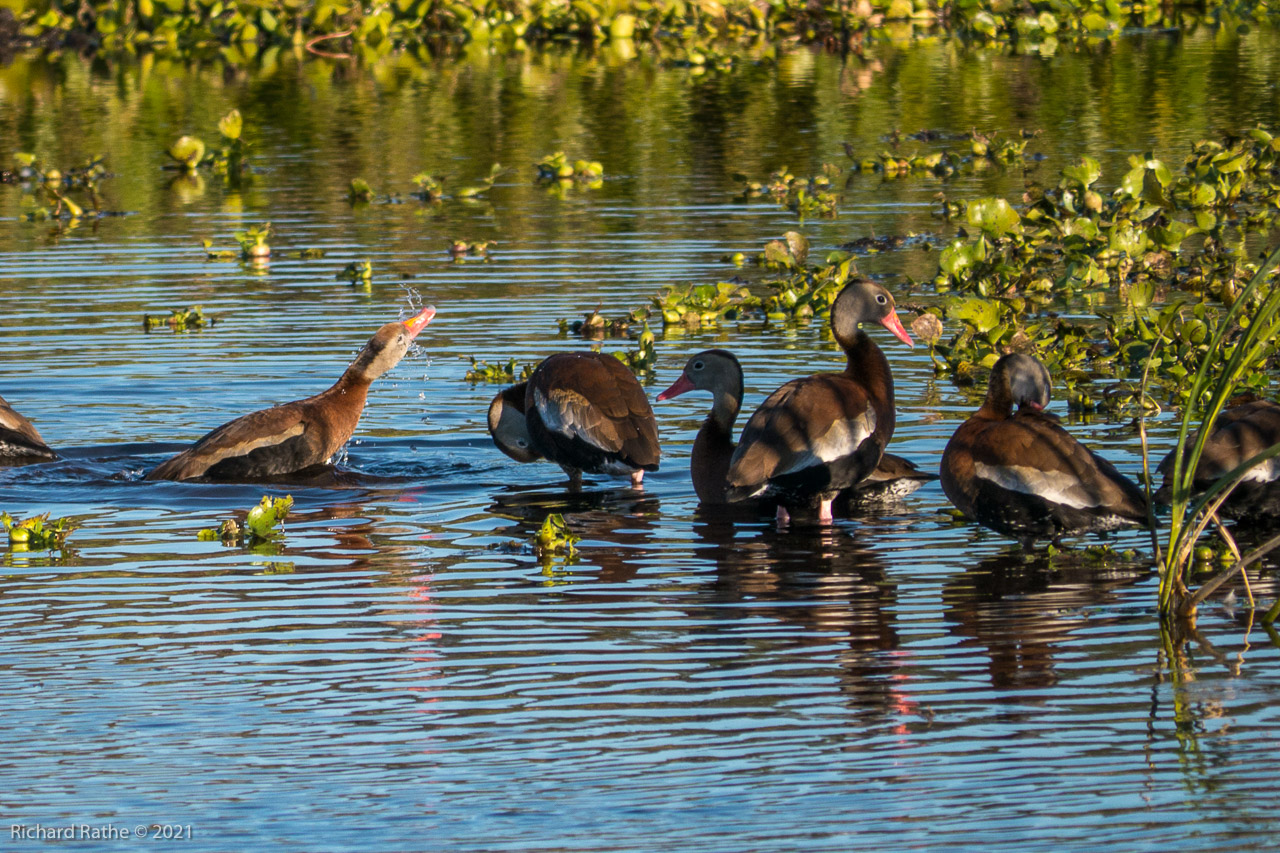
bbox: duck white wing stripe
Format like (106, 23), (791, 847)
(974, 462), (1100, 509)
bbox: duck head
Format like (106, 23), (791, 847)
(346, 305), (436, 383)
(657, 349), (743, 402)
(829, 279), (914, 349)
(987, 352), (1052, 416)
(488, 382), (542, 463)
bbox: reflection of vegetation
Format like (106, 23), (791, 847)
(11, 153), (107, 219)
(7, 0), (1279, 55)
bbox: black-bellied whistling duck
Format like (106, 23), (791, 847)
(146, 306), (435, 481)
(488, 351), (660, 490)
(0, 394), (57, 464)
(940, 352), (1147, 548)
(725, 279), (914, 524)
(658, 349), (932, 509)
(1156, 396), (1280, 523)
(656, 349), (742, 504)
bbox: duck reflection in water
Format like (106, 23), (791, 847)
(941, 551), (1148, 692)
(692, 513), (923, 726)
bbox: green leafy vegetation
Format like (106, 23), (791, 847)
(1138, 245), (1280, 621)
(7, 0), (1279, 57)
(11, 152), (107, 219)
(143, 306), (214, 332)
(464, 357), (533, 383)
(534, 513), (579, 558)
(198, 495), (293, 552)
(2, 511), (75, 551)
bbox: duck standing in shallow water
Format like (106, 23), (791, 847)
(1156, 396), (1280, 524)
(488, 351), (660, 490)
(940, 352), (1147, 548)
(724, 279), (914, 524)
(658, 348), (932, 510)
(656, 349), (742, 505)
(146, 306), (435, 481)
(0, 394), (57, 464)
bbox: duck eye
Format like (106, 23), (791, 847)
(692, 360), (704, 371)
(516, 439), (528, 448)
(875, 294), (888, 305)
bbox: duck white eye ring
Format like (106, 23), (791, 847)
(516, 439), (528, 448)
(692, 360), (705, 371)
(875, 294), (888, 305)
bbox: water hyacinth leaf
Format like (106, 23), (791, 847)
(784, 231), (809, 266)
(218, 110), (243, 141)
(1061, 156), (1101, 190)
(246, 495), (293, 540)
(1128, 279), (1156, 309)
(966, 198), (1021, 237)
(947, 296), (1003, 334)
(168, 136), (206, 170)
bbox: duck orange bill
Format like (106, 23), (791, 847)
(880, 311), (914, 347)
(657, 374), (695, 401)
(403, 305), (437, 340)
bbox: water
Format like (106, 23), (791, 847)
(3, 29), (1280, 850)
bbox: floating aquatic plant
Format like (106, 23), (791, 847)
(736, 165), (842, 218)
(534, 513), (579, 558)
(165, 110), (250, 180)
(448, 240), (493, 260)
(348, 178), (376, 202)
(12, 153), (108, 219)
(198, 495), (293, 551)
(235, 223), (271, 260)
(2, 512), (75, 551)
(337, 260), (373, 284)
(559, 306), (647, 338)
(536, 152), (604, 182)
(611, 322), (656, 373)
(465, 357), (534, 383)
(651, 282), (756, 328)
(143, 306), (214, 332)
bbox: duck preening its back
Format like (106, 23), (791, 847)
(941, 353), (1148, 547)
(489, 351), (660, 489)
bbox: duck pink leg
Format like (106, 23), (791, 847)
(630, 470), (645, 489)
(818, 498), (834, 525)
(775, 504), (791, 527)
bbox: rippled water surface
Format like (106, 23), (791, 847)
(4, 30), (1280, 850)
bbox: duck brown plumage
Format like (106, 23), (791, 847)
(658, 349), (931, 510)
(0, 393), (57, 464)
(724, 279), (914, 523)
(146, 306), (435, 481)
(1156, 397), (1280, 523)
(940, 352), (1147, 547)
(488, 351), (660, 489)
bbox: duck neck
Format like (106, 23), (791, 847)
(976, 386), (1014, 421)
(321, 369), (373, 423)
(844, 329), (893, 409)
(707, 383), (742, 438)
